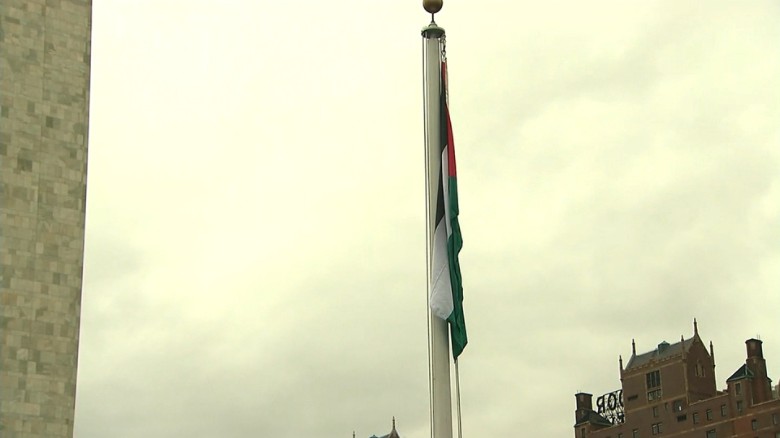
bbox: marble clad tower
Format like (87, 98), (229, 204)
(0, 0), (92, 436)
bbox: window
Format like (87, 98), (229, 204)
(751, 419), (758, 430)
(720, 404), (727, 417)
(581, 427), (586, 437)
(618, 434), (623, 438)
(651, 422), (662, 435)
(736, 400), (743, 413)
(706, 409), (712, 420)
(735, 382), (742, 395)
(676, 414), (687, 422)
(632, 428), (639, 438)
(648, 389), (662, 401)
(773, 413), (778, 425)
(647, 370), (661, 388)
(695, 361), (705, 377)
(693, 412), (699, 424)
(653, 406), (659, 418)
(706, 430), (716, 438)
(673, 400), (683, 412)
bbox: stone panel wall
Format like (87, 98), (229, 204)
(0, 1), (92, 436)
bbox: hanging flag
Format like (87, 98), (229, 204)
(429, 59), (467, 360)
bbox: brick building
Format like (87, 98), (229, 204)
(574, 322), (780, 438)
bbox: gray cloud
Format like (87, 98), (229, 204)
(74, 1), (779, 437)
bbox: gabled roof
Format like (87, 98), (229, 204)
(369, 418), (400, 438)
(576, 409), (613, 427)
(625, 337), (695, 370)
(726, 364), (754, 382)
(371, 432), (399, 438)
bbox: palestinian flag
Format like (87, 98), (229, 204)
(429, 60), (467, 360)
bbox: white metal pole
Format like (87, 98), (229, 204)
(422, 20), (453, 438)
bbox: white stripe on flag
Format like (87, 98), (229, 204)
(430, 219), (454, 319)
(430, 147), (454, 320)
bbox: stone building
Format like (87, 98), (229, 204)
(0, 0), (92, 437)
(574, 322), (780, 438)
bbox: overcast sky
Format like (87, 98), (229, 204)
(74, 1), (779, 437)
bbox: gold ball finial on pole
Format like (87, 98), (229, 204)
(423, 0), (443, 14)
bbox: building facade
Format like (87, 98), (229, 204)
(575, 323), (780, 438)
(0, 0), (92, 437)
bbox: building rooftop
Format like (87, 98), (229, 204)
(726, 363), (754, 382)
(625, 337), (695, 370)
(367, 417), (400, 438)
(577, 409), (613, 427)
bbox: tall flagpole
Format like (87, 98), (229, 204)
(421, 2), (453, 438)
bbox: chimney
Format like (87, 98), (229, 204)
(575, 393), (593, 424)
(746, 338), (764, 359)
(745, 339), (771, 404)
